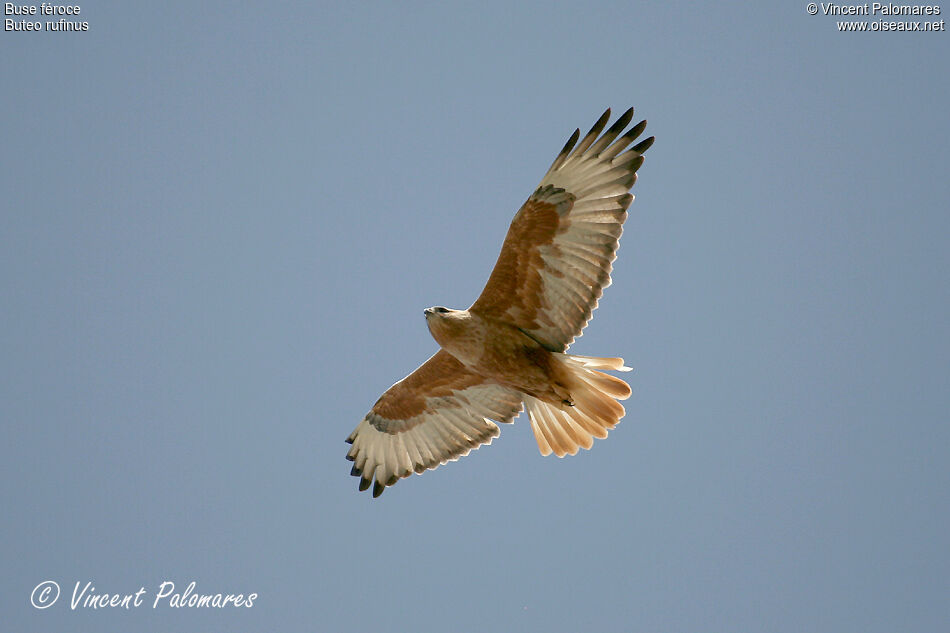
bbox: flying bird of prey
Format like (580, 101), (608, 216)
(346, 108), (653, 497)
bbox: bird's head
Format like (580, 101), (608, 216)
(423, 306), (469, 346)
(423, 306), (453, 319)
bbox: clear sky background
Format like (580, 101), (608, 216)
(2, 2), (948, 632)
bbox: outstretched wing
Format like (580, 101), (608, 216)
(470, 108), (653, 352)
(345, 350), (523, 497)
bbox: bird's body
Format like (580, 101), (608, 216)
(346, 108), (654, 497)
(425, 308), (573, 407)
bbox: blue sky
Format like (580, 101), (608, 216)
(3, 2), (948, 631)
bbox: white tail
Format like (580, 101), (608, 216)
(524, 354), (632, 457)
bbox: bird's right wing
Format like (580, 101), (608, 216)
(346, 350), (523, 497)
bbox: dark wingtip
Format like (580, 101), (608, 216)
(606, 107), (634, 136)
(558, 128), (580, 157)
(589, 109), (611, 135)
(633, 135), (655, 154)
(628, 119), (647, 140)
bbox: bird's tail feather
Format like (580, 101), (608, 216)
(524, 353), (631, 457)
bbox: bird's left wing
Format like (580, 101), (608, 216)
(470, 108), (653, 352)
(346, 350), (523, 497)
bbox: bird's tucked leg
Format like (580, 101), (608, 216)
(552, 382), (574, 407)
